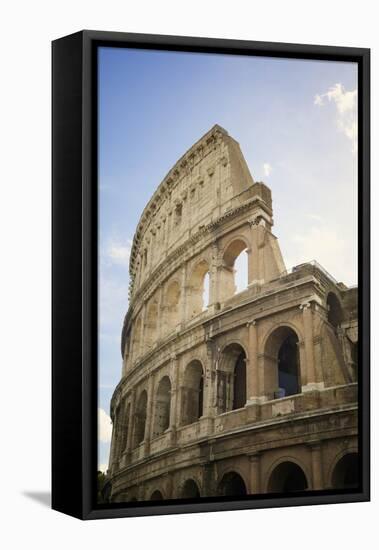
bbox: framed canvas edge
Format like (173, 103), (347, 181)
(52, 30), (370, 521)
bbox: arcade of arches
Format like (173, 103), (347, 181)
(109, 126), (359, 504)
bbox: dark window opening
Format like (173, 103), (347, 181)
(268, 462), (308, 493)
(218, 472), (247, 497)
(232, 352), (246, 410)
(278, 334), (300, 397)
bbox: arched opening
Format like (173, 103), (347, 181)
(131, 316), (142, 362)
(218, 472), (247, 497)
(331, 453), (359, 489)
(187, 260), (210, 319)
(150, 490), (163, 501)
(220, 239), (249, 301)
(218, 343), (247, 413)
(181, 360), (204, 426)
(153, 376), (171, 437)
(145, 299), (158, 347)
(133, 390), (147, 447)
(264, 326), (301, 400)
(165, 280), (181, 333)
(181, 479), (200, 498)
(267, 461), (308, 493)
(233, 352), (247, 410)
(327, 292), (343, 330)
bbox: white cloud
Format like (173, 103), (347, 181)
(285, 223), (357, 286)
(98, 463), (109, 473)
(98, 407), (113, 443)
(314, 83), (357, 153)
(107, 238), (132, 266)
(263, 162), (272, 177)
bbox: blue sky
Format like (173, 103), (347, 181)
(97, 47), (358, 470)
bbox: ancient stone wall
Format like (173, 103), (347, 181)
(108, 126), (358, 502)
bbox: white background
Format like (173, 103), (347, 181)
(0, 1), (376, 548)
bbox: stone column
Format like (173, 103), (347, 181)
(248, 453), (261, 494)
(301, 302), (324, 391)
(140, 303), (147, 355)
(248, 221), (259, 285)
(144, 374), (155, 455)
(169, 355), (179, 444)
(246, 320), (259, 403)
(156, 284), (164, 341)
(248, 219), (266, 286)
(309, 442), (324, 490)
(180, 263), (188, 325)
(202, 456), (217, 497)
(125, 390), (136, 454)
(209, 240), (219, 309)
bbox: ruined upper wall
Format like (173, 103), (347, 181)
(129, 125), (272, 295)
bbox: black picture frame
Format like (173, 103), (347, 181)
(52, 30), (370, 520)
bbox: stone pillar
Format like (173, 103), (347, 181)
(203, 459), (217, 497)
(301, 302), (324, 391)
(156, 284), (164, 341)
(180, 263), (187, 325)
(209, 240), (219, 310)
(249, 219), (266, 286)
(140, 303), (147, 355)
(169, 355), (179, 444)
(125, 390), (136, 454)
(246, 320), (259, 403)
(144, 374), (155, 455)
(203, 360), (213, 418)
(309, 442), (324, 490)
(257, 353), (266, 400)
(248, 453), (261, 494)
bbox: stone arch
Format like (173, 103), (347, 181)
(150, 489), (164, 501)
(180, 478), (201, 498)
(220, 237), (249, 301)
(218, 471), (248, 497)
(187, 259), (210, 319)
(326, 291), (343, 330)
(145, 298), (158, 347)
(133, 390), (147, 447)
(164, 280), (181, 334)
(329, 450), (359, 489)
(263, 325), (302, 399)
(153, 375), (171, 437)
(266, 459), (309, 493)
(181, 360), (204, 425)
(218, 342), (247, 413)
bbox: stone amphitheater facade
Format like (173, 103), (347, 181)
(107, 125), (358, 502)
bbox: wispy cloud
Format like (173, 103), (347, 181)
(285, 222), (357, 285)
(263, 162), (272, 177)
(314, 83), (357, 153)
(98, 407), (113, 443)
(106, 238), (132, 266)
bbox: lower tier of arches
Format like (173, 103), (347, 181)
(109, 434), (359, 503)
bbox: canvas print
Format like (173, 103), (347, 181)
(97, 48), (359, 504)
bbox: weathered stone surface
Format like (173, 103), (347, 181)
(107, 126), (358, 502)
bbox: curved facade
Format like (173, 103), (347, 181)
(108, 125), (358, 502)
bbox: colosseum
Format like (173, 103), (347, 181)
(107, 124), (358, 502)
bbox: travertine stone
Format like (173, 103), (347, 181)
(107, 126), (358, 502)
